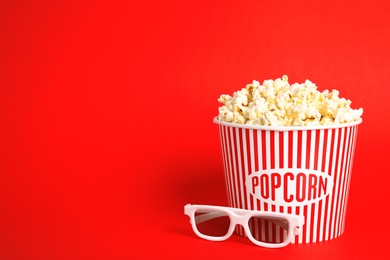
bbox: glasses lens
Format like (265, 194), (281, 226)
(194, 209), (230, 237)
(248, 216), (289, 244)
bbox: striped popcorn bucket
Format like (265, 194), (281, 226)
(214, 117), (362, 244)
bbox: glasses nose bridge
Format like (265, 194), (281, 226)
(230, 212), (248, 226)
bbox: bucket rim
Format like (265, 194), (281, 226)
(213, 117), (362, 131)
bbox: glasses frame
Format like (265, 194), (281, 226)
(184, 204), (305, 248)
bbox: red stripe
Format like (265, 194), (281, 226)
(334, 128), (349, 236)
(238, 128), (249, 210)
(321, 129), (329, 173)
(249, 193), (255, 211)
(279, 131), (284, 169)
(332, 128), (348, 237)
(340, 126), (357, 233)
(297, 131), (302, 168)
(310, 203), (316, 242)
(229, 127), (238, 208)
(220, 126), (232, 206)
(244, 129), (253, 210)
(316, 199), (323, 242)
(256, 197), (261, 212)
(322, 196), (329, 241)
(245, 129), (252, 175)
(228, 126), (237, 208)
(302, 205), (308, 243)
(231, 127), (241, 208)
(270, 131), (275, 169)
(305, 130), (312, 169)
(288, 131), (293, 168)
(261, 130), (267, 169)
(313, 130), (321, 171)
(321, 129), (332, 241)
(295, 205), (301, 244)
(253, 129), (259, 172)
(328, 128), (343, 239)
(254, 130), (264, 210)
(336, 126), (354, 236)
(225, 126), (233, 207)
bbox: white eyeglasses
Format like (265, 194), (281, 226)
(184, 204), (304, 248)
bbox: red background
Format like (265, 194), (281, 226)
(0, 0), (389, 259)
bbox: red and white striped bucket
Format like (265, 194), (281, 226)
(214, 117), (362, 244)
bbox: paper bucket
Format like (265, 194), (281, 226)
(214, 117), (362, 244)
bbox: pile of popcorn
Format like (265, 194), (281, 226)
(217, 75), (363, 126)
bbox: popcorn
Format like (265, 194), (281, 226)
(217, 76), (363, 126)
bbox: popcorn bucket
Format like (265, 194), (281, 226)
(214, 117), (362, 244)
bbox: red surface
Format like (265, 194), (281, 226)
(0, 0), (389, 259)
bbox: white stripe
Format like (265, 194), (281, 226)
(242, 129), (252, 238)
(226, 127), (235, 208)
(339, 126), (355, 234)
(261, 218), (266, 242)
(306, 130), (317, 243)
(257, 130), (263, 171)
(221, 126), (232, 207)
(259, 130), (266, 213)
(254, 214), (259, 241)
(256, 130), (265, 212)
(342, 126), (358, 232)
(229, 127), (237, 208)
(249, 129), (256, 176)
(313, 130), (324, 243)
(235, 128), (245, 210)
(283, 131), (289, 243)
(299, 130), (307, 244)
(325, 128), (339, 241)
(274, 131), (281, 243)
(249, 129), (256, 211)
(293, 131), (298, 168)
(268, 219), (273, 242)
(301, 130), (307, 168)
(250, 130), (261, 239)
(264, 130), (273, 242)
(284, 131), (289, 168)
(242, 129), (250, 210)
(335, 127), (350, 237)
(232, 128), (243, 237)
(291, 130), (298, 243)
(265, 131), (271, 170)
(230, 128), (240, 208)
(330, 127), (345, 239)
(309, 130), (316, 169)
(319, 129), (332, 242)
(274, 131), (280, 168)
(317, 130), (325, 172)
